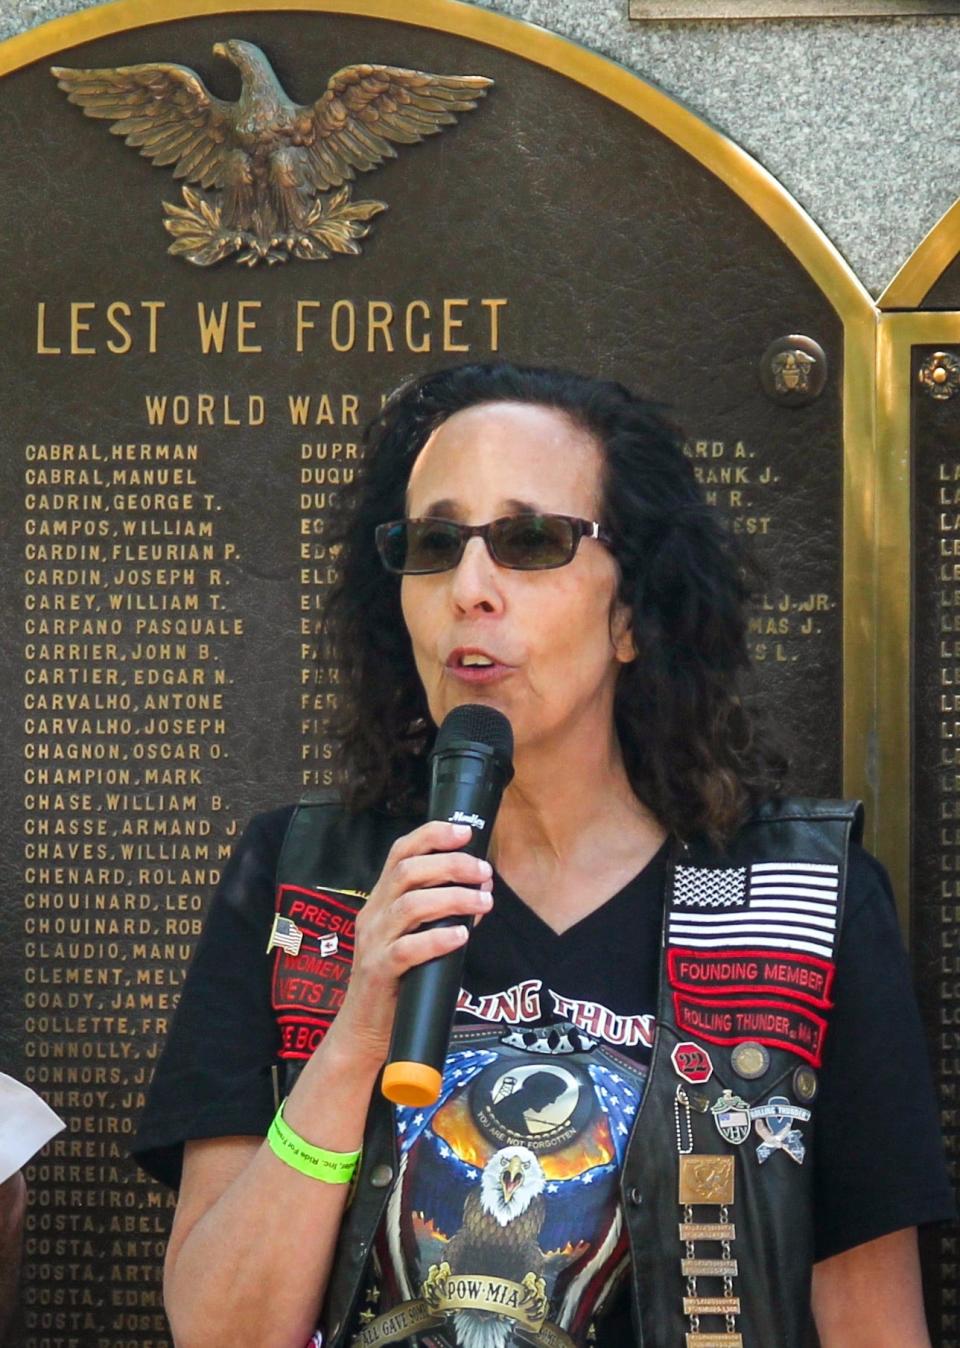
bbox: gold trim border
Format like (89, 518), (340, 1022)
(1, 0), (880, 840)
(880, 198), (960, 311)
(844, 311), (879, 852)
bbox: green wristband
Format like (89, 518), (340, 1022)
(267, 1100), (362, 1183)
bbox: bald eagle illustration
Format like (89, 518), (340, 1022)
(447, 1145), (547, 1274)
(52, 40), (492, 266)
(388, 1047), (638, 1346)
(440, 1146), (547, 1348)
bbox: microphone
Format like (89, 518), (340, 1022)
(381, 704), (514, 1107)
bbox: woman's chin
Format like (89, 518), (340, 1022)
(433, 670), (513, 716)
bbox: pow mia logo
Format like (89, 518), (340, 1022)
(472, 1061), (591, 1152)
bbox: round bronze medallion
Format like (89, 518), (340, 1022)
(792, 1065), (818, 1103)
(730, 1040), (770, 1080)
(759, 334), (828, 406)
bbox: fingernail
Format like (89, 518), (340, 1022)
(478, 860), (492, 877)
(454, 925), (469, 942)
(452, 823), (471, 837)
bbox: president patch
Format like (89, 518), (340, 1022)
(270, 882), (364, 1060)
(668, 947), (835, 1009)
(673, 992), (828, 1067)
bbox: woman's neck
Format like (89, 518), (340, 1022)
(489, 723), (664, 879)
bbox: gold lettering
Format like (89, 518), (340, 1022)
(70, 303), (96, 357)
(405, 299), (431, 353)
(443, 298), (470, 352)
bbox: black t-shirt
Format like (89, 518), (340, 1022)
(133, 805), (955, 1343)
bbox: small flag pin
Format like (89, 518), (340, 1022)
(266, 914), (304, 957)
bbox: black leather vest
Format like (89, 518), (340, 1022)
(274, 796), (862, 1348)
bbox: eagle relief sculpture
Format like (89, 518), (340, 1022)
(52, 39), (492, 266)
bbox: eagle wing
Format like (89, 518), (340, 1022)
(298, 64), (492, 192)
(51, 62), (235, 191)
(403, 1126), (480, 1242)
(537, 1165), (619, 1258)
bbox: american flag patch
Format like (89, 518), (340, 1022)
(668, 862), (840, 959)
(266, 914), (304, 957)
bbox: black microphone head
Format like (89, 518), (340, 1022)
(435, 704), (513, 766)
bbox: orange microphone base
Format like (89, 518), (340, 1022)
(381, 1061), (443, 1107)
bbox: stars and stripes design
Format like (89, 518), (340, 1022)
(668, 861), (840, 959)
(674, 866), (747, 909)
(586, 1062), (644, 1162)
(266, 913), (303, 957)
(396, 1047), (497, 1155)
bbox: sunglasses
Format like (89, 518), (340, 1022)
(375, 514), (612, 575)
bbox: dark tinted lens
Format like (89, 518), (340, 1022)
(377, 521), (465, 573)
(406, 520), (465, 572)
(376, 521), (412, 572)
(490, 515), (576, 568)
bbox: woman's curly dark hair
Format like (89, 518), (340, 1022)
(320, 361), (785, 841)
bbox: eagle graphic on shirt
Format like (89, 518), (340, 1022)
(438, 1145), (547, 1348)
(377, 1034), (644, 1347)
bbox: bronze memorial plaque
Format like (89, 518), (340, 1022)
(924, 258), (960, 313)
(0, 2), (870, 1343)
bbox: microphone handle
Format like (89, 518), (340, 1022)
(383, 746), (509, 1105)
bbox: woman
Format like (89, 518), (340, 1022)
(133, 363), (952, 1348)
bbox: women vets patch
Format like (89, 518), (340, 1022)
(269, 881), (365, 1060)
(665, 860), (840, 1068)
